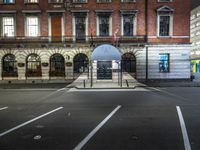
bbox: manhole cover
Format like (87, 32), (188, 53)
(35, 125), (44, 128)
(131, 135), (139, 141)
(34, 135), (41, 140)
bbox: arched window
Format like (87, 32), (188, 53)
(122, 53), (136, 73)
(26, 54), (41, 77)
(50, 54), (65, 77)
(73, 53), (89, 76)
(2, 54), (18, 77)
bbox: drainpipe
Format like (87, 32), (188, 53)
(145, 0), (149, 81)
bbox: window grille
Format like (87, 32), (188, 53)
(2, 17), (15, 37)
(159, 15), (170, 36)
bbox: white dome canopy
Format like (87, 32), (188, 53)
(91, 44), (121, 61)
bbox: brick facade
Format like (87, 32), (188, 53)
(0, 0), (191, 42)
(0, 0), (191, 81)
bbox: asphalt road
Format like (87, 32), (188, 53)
(0, 87), (200, 150)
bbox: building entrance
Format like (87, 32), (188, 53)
(91, 44), (122, 84)
(97, 61), (112, 80)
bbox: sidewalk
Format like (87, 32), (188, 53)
(141, 80), (200, 87)
(67, 72), (144, 89)
(68, 73), (200, 89)
(0, 79), (73, 89)
(1, 75), (200, 89)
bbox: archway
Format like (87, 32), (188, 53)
(122, 53), (136, 76)
(2, 54), (18, 77)
(26, 54), (41, 77)
(50, 54), (65, 77)
(73, 53), (89, 78)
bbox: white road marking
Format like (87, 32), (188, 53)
(56, 88), (67, 92)
(147, 87), (162, 92)
(0, 107), (8, 111)
(73, 105), (121, 150)
(0, 107), (63, 137)
(69, 88), (149, 92)
(0, 89), (57, 91)
(176, 106), (191, 150)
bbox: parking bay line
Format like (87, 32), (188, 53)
(0, 107), (8, 111)
(176, 106), (191, 150)
(0, 107), (63, 137)
(73, 105), (121, 150)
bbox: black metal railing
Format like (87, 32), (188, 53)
(0, 35), (146, 45)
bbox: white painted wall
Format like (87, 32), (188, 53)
(0, 44), (191, 81)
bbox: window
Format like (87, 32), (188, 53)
(2, 54), (18, 77)
(48, 0), (63, 3)
(2, 17), (15, 37)
(98, 15), (110, 36)
(75, 15), (86, 40)
(26, 54), (41, 77)
(123, 14), (134, 36)
(24, 0), (38, 3)
(159, 54), (169, 73)
(159, 15), (170, 36)
(158, 0), (172, 2)
(73, 0), (87, 3)
(50, 54), (65, 77)
(157, 6), (174, 37)
(0, 0), (14, 4)
(121, 0), (135, 2)
(26, 16), (39, 37)
(73, 53), (89, 74)
(97, 0), (111, 3)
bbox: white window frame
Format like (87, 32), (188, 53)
(25, 16), (40, 37)
(72, 13), (88, 42)
(158, 0), (172, 2)
(121, 0), (136, 2)
(48, 13), (65, 42)
(96, 14), (112, 36)
(24, 0), (39, 3)
(73, 0), (87, 3)
(97, 0), (111, 3)
(48, 0), (63, 3)
(1, 16), (16, 37)
(121, 14), (137, 36)
(0, 0), (15, 4)
(157, 13), (173, 37)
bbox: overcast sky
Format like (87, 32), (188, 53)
(192, 0), (200, 9)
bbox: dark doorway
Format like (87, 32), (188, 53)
(97, 61), (112, 80)
(50, 54), (65, 77)
(122, 53), (136, 74)
(73, 53), (89, 78)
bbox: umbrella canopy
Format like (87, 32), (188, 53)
(91, 44), (121, 61)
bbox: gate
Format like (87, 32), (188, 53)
(97, 61), (112, 80)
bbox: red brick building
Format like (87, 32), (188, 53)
(0, 0), (191, 82)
